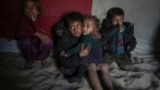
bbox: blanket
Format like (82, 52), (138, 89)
(0, 52), (160, 90)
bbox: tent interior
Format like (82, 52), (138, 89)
(0, 0), (160, 90)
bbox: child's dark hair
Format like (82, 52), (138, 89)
(84, 15), (100, 30)
(65, 12), (83, 29)
(107, 7), (124, 19)
(19, 0), (43, 16)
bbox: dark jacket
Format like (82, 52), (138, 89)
(100, 19), (137, 58)
(55, 22), (82, 68)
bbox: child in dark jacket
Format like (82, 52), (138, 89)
(55, 12), (90, 83)
(62, 15), (112, 90)
(100, 7), (137, 70)
(62, 15), (103, 65)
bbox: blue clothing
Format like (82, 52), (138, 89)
(116, 25), (125, 55)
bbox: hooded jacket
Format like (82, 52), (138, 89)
(100, 19), (137, 58)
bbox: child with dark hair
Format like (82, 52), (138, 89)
(100, 7), (137, 70)
(62, 15), (102, 64)
(17, 0), (53, 69)
(55, 12), (90, 83)
(61, 15), (112, 90)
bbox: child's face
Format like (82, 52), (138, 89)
(69, 21), (82, 37)
(111, 15), (124, 26)
(83, 19), (95, 35)
(25, 0), (39, 19)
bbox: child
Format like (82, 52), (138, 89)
(55, 12), (90, 83)
(17, 0), (53, 69)
(62, 15), (102, 65)
(62, 15), (112, 90)
(100, 7), (137, 70)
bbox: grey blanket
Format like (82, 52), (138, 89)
(0, 53), (160, 90)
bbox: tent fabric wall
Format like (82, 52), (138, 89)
(0, 0), (19, 39)
(40, 0), (92, 35)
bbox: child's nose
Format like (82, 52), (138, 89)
(84, 27), (87, 31)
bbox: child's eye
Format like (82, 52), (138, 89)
(70, 26), (74, 30)
(87, 25), (90, 28)
(77, 25), (81, 28)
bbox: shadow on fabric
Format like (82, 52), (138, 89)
(152, 21), (160, 71)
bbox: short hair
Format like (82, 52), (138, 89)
(19, 0), (43, 16)
(83, 15), (100, 31)
(65, 12), (83, 29)
(107, 7), (124, 19)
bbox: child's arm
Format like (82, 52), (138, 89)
(66, 36), (92, 57)
(91, 30), (102, 39)
(63, 43), (91, 57)
(66, 43), (83, 57)
(100, 19), (119, 45)
(60, 51), (68, 57)
(126, 24), (137, 51)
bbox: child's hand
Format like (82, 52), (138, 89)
(103, 45), (108, 50)
(117, 19), (123, 26)
(26, 12), (37, 22)
(60, 51), (68, 57)
(79, 44), (91, 58)
(92, 30), (101, 39)
(118, 19), (123, 31)
(30, 12), (37, 22)
(112, 20), (117, 25)
(35, 32), (52, 44)
(127, 45), (131, 50)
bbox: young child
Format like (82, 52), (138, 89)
(62, 15), (102, 65)
(100, 7), (137, 70)
(55, 12), (90, 83)
(62, 15), (112, 90)
(17, 0), (53, 69)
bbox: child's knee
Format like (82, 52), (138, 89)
(99, 63), (109, 72)
(88, 63), (97, 71)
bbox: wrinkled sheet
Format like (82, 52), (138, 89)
(110, 56), (160, 90)
(0, 53), (160, 90)
(0, 53), (91, 90)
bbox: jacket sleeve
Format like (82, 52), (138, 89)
(100, 19), (119, 45)
(56, 34), (82, 63)
(34, 17), (52, 38)
(59, 53), (82, 67)
(126, 24), (137, 51)
(66, 43), (82, 57)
